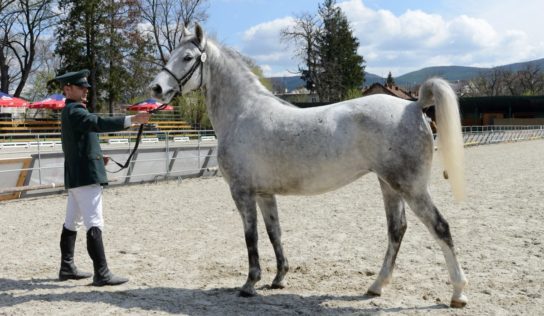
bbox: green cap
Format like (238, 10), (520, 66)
(55, 69), (91, 88)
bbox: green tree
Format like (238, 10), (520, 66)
(282, 0), (365, 102)
(55, 0), (104, 112)
(55, 0), (156, 113)
(175, 91), (210, 129)
(386, 71), (395, 86)
(102, 1), (155, 115)
(316, 0), (364, 102)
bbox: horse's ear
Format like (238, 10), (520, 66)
(195, 23), (207, 49)
(183, 26), (191, 37)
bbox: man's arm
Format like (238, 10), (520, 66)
(123, 113), (152, 128)
(70, 105), (150, 132)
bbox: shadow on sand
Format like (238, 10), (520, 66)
(0, 278), (450, 315)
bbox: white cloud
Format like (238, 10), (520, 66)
(338, 0), (544, 75)
(240, 17), (300, 76)
(242, 17), (294, 55)
(238, 0), (544, 76)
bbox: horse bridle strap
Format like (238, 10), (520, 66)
(162, 40), (207, 92)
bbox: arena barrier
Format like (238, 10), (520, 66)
(0, 130), (218, 200)
(460, 125), (544, 146)
(0, 126), (543, 200)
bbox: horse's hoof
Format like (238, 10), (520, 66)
(238, 285), (257, 297)
(270, 281), (286, 289)
(450, 294), (468, 308)
(366, 283), (382, 297)
(450, 300), (466, 308)
(365, 289), (381, 297)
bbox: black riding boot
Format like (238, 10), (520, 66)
(86, 226), (128, 286)
(59, 226), (92, 281)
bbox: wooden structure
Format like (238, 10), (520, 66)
(458, 96), (544, 126)
(0, 119), (192, 135)
(0, 158), (32, 201)
(362, 83), (417, 101)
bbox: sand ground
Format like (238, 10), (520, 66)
(1, 140), (543, 315)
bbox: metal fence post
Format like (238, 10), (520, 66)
(165, 131), (170, 178)
(37, 134), (42, 185)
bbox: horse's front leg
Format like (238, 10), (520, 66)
(231, 187), (261, 297)
(257, 194), (289, 289)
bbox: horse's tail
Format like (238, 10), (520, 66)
(418, 78), (465, 201)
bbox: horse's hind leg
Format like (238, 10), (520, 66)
(256, 194), (289, 289)
(367, 178), (407, 296)
(231, 188), (261, 297)
(404, 190), (468, 308)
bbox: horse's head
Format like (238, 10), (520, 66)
(149, 24), (208, 103)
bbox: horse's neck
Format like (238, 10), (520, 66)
(204, 43), (271, 135)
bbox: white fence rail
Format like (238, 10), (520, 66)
(0, 129), (218, 199)
(460, 125), (544, 146)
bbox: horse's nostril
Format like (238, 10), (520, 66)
(151, 84), (162, 95)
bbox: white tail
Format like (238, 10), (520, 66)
(419, 78), (465, 201)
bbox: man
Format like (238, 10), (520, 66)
(57, 69), (150, 286)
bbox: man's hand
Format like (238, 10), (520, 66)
(103, 155), (110, 166)
(132, 112), (151, 124)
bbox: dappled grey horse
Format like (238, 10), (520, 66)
(149, 24), (468, 308)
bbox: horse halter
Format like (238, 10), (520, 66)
(161, 39), (207, 93)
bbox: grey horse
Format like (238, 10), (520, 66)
(149, 24), (468, 308)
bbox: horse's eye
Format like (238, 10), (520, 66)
(183, 55), (193, 62)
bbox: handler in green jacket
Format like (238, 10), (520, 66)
(56, 69), (150, 286)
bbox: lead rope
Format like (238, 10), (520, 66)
(107, 103), (168, 173)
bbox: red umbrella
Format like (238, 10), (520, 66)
(127, 99), (173, 112)
(0, 92), (29, 107)
(29, 94), (66, 110)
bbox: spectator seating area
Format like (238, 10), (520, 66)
(0, 119), (192, 134)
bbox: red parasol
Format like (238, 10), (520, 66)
(29, 94), (66, 110)
(0, 92), (30, 107)
(127, 99), (173, 112)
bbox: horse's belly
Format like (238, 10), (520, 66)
(258, 164), (371, 196)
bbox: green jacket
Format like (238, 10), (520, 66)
(61, 100), (126, 189)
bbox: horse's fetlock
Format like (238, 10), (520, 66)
(248, 267), (261, 282)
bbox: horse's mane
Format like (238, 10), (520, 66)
(209, 39), (297, 108)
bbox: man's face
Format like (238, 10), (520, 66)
(63, 84), (88, 102)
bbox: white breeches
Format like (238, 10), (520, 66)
(64, 184), (104, 231)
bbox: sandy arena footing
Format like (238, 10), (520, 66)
(1, 140), (543, 315)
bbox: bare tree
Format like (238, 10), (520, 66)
(139, 0), (208, 65)
(467, 69), (505, 97)
(0, 0), (18, 92)
(280, 12), (321, 92)
(517, 64), (544, 96)
(498, 69), (517, 96)
(24, 34), (58, 100)
(0, 0), (15, 12)
(0, 0), (57, 96)
(464, 64), (544, 97)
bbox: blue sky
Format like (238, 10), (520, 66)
(202, 0), (544, 77)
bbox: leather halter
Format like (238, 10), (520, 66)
(161, 39), (207, 93)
